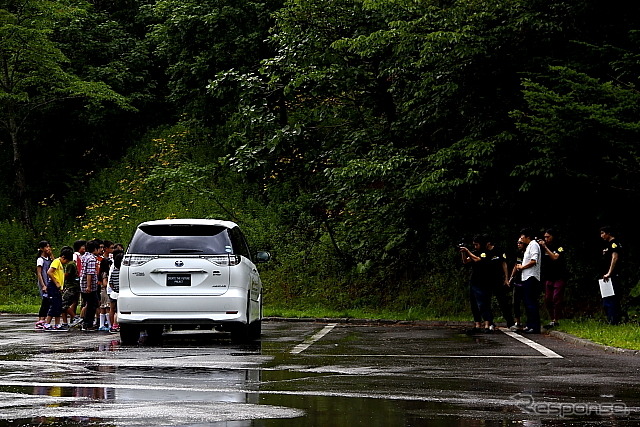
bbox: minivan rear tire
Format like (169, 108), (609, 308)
(119, 324), (140, 346)
(248, 319), (261, 340)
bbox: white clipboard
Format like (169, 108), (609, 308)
(598, 279), (615, 298)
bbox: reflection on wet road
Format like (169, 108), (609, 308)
(0, 315), (638, 426)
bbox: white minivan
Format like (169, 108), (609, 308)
(117, 219), (270, 345)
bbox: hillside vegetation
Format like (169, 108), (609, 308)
(1, 0), (640, 320)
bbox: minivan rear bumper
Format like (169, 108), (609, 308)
(117, 288), (250, 325)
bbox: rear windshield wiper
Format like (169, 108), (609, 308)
(169, 248), (204, 254)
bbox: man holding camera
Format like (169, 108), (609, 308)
(539, 228), (567, 329)
(460, 234), (509, 333)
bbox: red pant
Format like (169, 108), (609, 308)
(544, 279), (566, 320)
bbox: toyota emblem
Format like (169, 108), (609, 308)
(175, 260), (184, 267)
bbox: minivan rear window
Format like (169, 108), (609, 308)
(128, 224), (233, 255)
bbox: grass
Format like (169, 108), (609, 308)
(0, 301), (39, 315)
(263, 304), (471, 322)
(0, 304), (40, 314)
(555, 318), (640, 351)
(3, 299), (639, 351)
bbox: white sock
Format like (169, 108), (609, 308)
(99, 314), (106, 328)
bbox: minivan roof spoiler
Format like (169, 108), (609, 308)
(137, 218), (239, 229)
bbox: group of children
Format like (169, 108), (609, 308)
(35, 239), (124, 333)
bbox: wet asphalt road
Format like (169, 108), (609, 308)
(0, 315), (639, 426)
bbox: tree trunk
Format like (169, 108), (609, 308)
(9, 120), (32, 229)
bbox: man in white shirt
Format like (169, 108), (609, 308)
(516, 228), (541, 334)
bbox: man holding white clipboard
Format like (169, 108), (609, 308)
(600, 226), (622, 325)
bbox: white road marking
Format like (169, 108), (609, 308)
(287, 325), (562, 359)
(291, 355), (559, 359)
(0, 380), (527, 404)
(500, 328), (563, 358)
(290, 323), (337, 354)
(0, 339), (32, 347)
(0, 380), (249, 393)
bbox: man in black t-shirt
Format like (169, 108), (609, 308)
(539, 228), (568, 328)
(460, 234), (509, 333)
(600, 226), (622, 325)
(508, 240), (526, 331)
(486, 239), (514, 329)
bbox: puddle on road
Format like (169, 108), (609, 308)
(1, 367), (637, 427)
(1, 322), (638, 426)
(1, 386), (635, 427)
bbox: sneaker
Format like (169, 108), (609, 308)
(483, 327), (493, 334)
(521, 327), (540, 334)
(509, 323), (523, 332)
(98, 326), (110, 332)
(489, 324), (495, 331)
(57, 324), (70, 331)
(70, 317), (83, 327)
(43, 324), (59, 331)
(109, 327), (119, 334)
(545, 321), (559, 329)
(35, 321), (45, 330)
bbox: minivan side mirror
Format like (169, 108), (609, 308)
(255, 251), (271, 263)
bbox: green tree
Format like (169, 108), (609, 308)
(214, 0), (580, 271)
(0, 0), (130, 226)
(145, 0), (282, 122)
(211, 0), (398, 268)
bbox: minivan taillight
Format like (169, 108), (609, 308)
(201, 255), (241, 266)
(122, 255), (157, 267)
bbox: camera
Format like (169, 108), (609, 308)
(457, 238), (470, 249)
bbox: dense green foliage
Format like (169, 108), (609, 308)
(1, 0), (639, 322)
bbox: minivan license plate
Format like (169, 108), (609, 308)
(167, 274), (191, 286)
